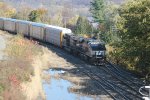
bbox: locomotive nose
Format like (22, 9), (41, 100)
(92, 51), (105, 58)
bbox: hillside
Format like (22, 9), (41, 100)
(2, 0), (124, 9)
(1, 0), (92, 8)
(0, 0), (124, 17)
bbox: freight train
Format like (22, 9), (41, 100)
(0, 17), (106, 65)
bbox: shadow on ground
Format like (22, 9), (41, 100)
(41, 43), (121, 99)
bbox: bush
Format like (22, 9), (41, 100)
(0, 35), (43, 99)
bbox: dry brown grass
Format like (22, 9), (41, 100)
(42, 73), (51, 84)
(0, 35), (43, 100)
(106, 44), (114, 54)
(41, 47), (72, 70)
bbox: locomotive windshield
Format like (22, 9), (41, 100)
(89, 43), (106, 51)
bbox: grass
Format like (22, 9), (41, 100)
(0, 35), (43, 100)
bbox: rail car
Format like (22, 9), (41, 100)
(0, 17), (106, 65)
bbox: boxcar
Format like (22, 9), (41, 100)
(0, 18), (5, 30)
(16, 20), (30, 36)
(4, 18), (17, 33)
(45, 25), (72, 47)
(30, 22), (45, 40)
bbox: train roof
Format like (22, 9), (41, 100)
(30, 22), (47, 27)
(45, 24), (72, 33)
(17, 20), (31, 24)
(0, 17), (72, 34)
(0, 17), (4, 20)
(0, 17), (30, 24)
(2, 18), (18, 22)
(30, 22), (72, 33)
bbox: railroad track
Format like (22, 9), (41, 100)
(40, 42), (143, 99)
(92, 70), (141, 99)
(105, 62), (146, 92)
(97, 68), (142, 99)
(104, 65), (140, 90)
(81, 63), (142, 100)
(103, 65), (142, 94)
(81, 64), (143, 100)
(104, 61), (149, 98)
(106, 61), (144, 87)
(82, 71), (117, 100)
(82, 70), (130, 100)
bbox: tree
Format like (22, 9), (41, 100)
(90, 0), (105, 23)
(13, 6), (32, 20)
(74, 16), (92, 35)
(68, 15), (79, 26)
(0, 2), (16, 18)
(102, 2), (119, 43)
(37, 8), (48, 23)
(66, 15), (79, 30)
(114, 0), (150, 74)
(28, 10), (40, 22)
(90, 0), (119, 43)
(28, 8), (48, 22)
(50, 11), (63, 27)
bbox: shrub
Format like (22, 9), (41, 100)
(0, 35), (43, 99)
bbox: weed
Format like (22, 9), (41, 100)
(0, 35), (43, 99)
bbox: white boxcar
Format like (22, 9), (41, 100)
(30, 22), (45, 40)
(4, 18), (17, 33)
(0, 18), (5, 30)
(16, 20), (30, 36)
(45, 25), (72, 47)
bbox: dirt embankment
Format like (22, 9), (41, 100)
(0, 30), (93, 100)
(21, 48), (50, 100)
(0, 30), (109, 100)
(0, 31), (50, 100)
(0, 30), (74, 100)
(21, 45), (73, 100)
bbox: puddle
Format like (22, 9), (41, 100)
(43, 69), (96, 100)
(44, 69), (65, 75)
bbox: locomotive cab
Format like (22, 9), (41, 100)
(87, 39), (106, 65)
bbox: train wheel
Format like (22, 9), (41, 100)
(79, 53), (84, 60)
(87, 57), (93, 65)
(70, 49), (73, 54)
(84, 56), (89, 62)
(73, 51), (77, 56)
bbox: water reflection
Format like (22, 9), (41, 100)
(43, 69), (94, 100)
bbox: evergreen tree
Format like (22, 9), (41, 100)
(90, 0), (119, 43)
(75, 16), (92, 35)
(28, 10), (40, 22)
(90, 0), (105, 23)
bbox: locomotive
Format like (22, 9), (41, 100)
(63, 34), (106, 65)
(0, 17), (106, 65)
